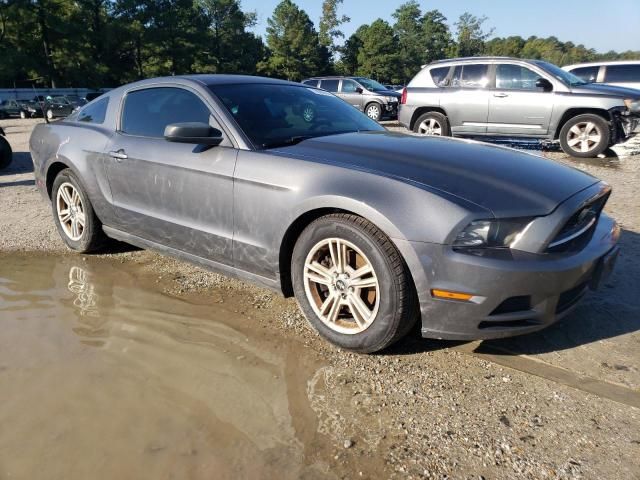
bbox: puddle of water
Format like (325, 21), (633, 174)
(0, 254), (351, 480)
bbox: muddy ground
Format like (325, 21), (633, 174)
(1, 118), (639, 480)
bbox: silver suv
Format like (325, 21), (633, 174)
(302, 76), (400, 121)
(399, 57), (640, 157)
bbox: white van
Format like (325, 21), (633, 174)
(563, 61), (640, 90)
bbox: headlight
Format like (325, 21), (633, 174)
(453, 218), (533, 249)
(386, 96), (397, 102)
(624, 98), (640, 112)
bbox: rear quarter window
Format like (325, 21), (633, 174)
(430, 66), (450, 87)
(76, 97), (109, 124)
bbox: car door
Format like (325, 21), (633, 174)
(487, 63), (554, 136)
(104, 86), (237, 265)
(339, 79), (364, 111)
(443, 63), (491, 134)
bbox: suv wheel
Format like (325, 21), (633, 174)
(413, 112), (450, 136)
(292, 214), (418, 353)
(559, 114), (610, 158)
(52, 169), (107, 252)
(365, 103), (382, 121)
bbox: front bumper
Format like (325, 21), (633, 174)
(383, 101), (398, 119)
(404, 213), (620, 340)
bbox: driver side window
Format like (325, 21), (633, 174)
(121, 87), (212, 138)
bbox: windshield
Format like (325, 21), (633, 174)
(208, 83), (384, 149)
(533, 61), (588, 86)
(354, 77), (389, 91)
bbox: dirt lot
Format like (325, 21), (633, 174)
(1, 118), (639, 479)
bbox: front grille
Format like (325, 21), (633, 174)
(547, 190), (609, 253)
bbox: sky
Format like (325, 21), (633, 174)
(242, 0), (640, 53)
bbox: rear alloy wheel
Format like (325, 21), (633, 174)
(292, 214), (418, 353)
(52, 169), (107, 252)
(365, 103), (382, 121)
(559, 114), (610, 158)
(413, 111), (450, 136)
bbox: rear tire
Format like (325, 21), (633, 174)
(51, 169), (107, 253)
(292, 214), (418, 353)
(413, 111), (451, 136)
(559, 114), (610, 158)
(0, 135), (12, 169)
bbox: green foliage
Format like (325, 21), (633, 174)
(355, 19), (400, 83)
(257, 0), (327, 81)
(453, 12), (493, 57)
(319, 0), (349, 58)
(0, 1), (638, 88)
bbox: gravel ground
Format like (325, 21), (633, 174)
(1, 118), (639, 479)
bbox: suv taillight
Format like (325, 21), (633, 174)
(400, 87), (407, 105)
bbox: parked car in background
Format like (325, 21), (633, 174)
(84, 91), (104, 102)
(399, 57), (640, 157)
(30, 75), (619, 353)
(563, 61), (640, 90)
(302, 76), (400, 121)
(384, 84), (405, 92)
(43, 95), (87, 120)
(0, 127), (12, 169)
(0, 99), (40, 118)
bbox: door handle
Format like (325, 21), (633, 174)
(109, 149), (128, 161)
(493, 93), (509, 98)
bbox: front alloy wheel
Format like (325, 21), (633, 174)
(365, 103), (382, 121)
(292, 214), (418, 353)
(46, 109), (54, 120)
(303, 238), (380, 334)
(559, 114), (610, 158)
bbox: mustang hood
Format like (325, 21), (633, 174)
(274, 131), (598, 217)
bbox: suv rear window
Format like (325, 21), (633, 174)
(604, 65), (640, 83)
(319, 79), (339, 92)
(570, 66), (599, 83)
(451, 64), (489, 88)
(430, 67), (450, 87)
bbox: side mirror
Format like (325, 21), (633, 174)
(355, 87), (363, 94)
(535, 78), (553, 92)
(164, 122), (223, 146)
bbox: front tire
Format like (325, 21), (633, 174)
(413, 111), (451, 136)
(52, 169), (107, 252)
(19, 111), (26, 119)
(365, 103), (382, 122)
(292, 214), (418, 353)
(559, 114), (610, 158)
(46, 109), (54, 120)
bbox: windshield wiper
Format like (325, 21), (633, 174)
(261, 135), (314, 149)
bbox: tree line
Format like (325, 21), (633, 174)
(0, 0), (638, 88)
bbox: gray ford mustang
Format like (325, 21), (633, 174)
(29, 75), (620, 353)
